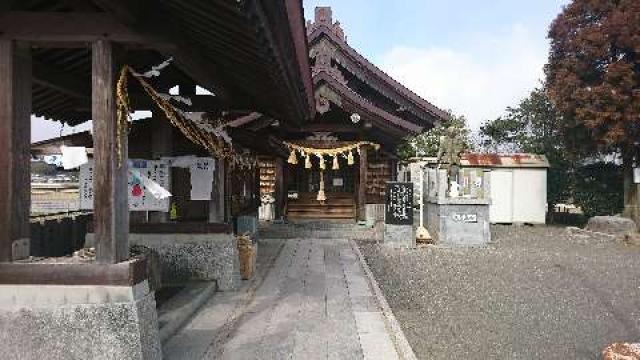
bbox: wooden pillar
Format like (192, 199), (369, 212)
(275, 157), (286, 219)
(224, 160), (232, 223)
(92, 40), (129, 263)
(0, 40), (31, 262)
(390, 159), (398, 182)
(208, 158), (226, 223)
(149, 118), (172, 223)
(357, 145), (368, 221)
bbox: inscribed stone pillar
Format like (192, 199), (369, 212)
(92, 40), (129, 263)
(357, 145), (368, 221)
(275, 157), (285, 219)
(149, 118), (172, 223)
(0, 40), (31, 261)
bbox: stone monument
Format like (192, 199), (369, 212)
(384, 182), (415, 248)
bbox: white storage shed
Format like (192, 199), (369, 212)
(461, 154), (549, 224)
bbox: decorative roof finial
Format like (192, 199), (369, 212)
(315, 6), (333, 25)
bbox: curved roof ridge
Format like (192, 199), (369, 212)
(308, 24), (450, 123)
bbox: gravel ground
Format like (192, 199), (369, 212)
(357, 225), (640, 360)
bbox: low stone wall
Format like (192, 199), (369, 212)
(87, 233), (241, 291)
(0, 280), (161, 360)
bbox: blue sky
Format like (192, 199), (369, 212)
(304, 0), (570, 130)
(32, 0), (569, 142)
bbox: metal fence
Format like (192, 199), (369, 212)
(30, 212), (92, 257)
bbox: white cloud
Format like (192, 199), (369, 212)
(378, 24), (547, 131)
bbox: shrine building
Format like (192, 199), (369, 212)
(1, 4), (448, 358)
(254, 7), (449, 221)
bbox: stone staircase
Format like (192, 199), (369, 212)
(258, 220), (382, 241)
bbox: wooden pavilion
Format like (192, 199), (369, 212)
(0, 1), (314, 358)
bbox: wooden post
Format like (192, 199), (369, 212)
(0, 40), (31, 262)
(208, 158), (226, 223)
(390, 159), (398, 182)
(92, 40), (129, 263)
(275, 157), (285, 219)
(357, 145), (368, 221)
(224, 160), (232, 223)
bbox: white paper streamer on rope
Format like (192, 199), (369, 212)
(131, 57), (174, 78)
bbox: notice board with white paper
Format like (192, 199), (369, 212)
(79, 159), (171, 211)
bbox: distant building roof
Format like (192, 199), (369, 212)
(408, 153), (550, 168)
(462, 153), (550, 168)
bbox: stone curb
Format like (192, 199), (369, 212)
(350, 240), (418, 360)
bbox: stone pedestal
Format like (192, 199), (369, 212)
(384, 224), (416, 248)
(427, 201), (491, 246)
(0, 280), (161, 360)
(425, 168), (492, 246)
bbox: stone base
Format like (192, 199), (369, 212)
(384, 224), (415, 248)
(365, 204), (385, 223)
(427, 202), (491, 246)
(87, 233), (241, 291)
(0, 281), (161, 360)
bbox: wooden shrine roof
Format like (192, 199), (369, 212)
(1, 0), (314, 127)
(306, 7), (450, 135)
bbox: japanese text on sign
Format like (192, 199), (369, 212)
(385, 182), (413, 225)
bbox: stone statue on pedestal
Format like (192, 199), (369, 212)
(436, 127), (465, 197)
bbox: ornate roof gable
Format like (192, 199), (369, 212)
(306, 7), (449, 129)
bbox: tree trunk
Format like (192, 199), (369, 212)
(623, 154), (640, 230)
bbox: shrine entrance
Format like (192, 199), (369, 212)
(285, 151), (358, 220)
(289, 158), (357, 195)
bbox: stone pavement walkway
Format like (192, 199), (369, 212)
(163, 238), (402, 360)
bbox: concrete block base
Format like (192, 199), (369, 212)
(384, 224), (415, 248)
(427, 202), (491, 246)
(0, 281), (161, 360)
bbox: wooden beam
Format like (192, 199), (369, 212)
(92, 40), (129, 263)
(297, 123), (361, 133)
(0, 40), (31, 261)
(0, 12), (174, 47)
(89, 0), (230, 101)
(33, 60), (90, 100)
(0, 1), (16, 12)
(88, 222), (231, 234)
(0, 258), (148, 286)
(357, 144), (368, 221)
